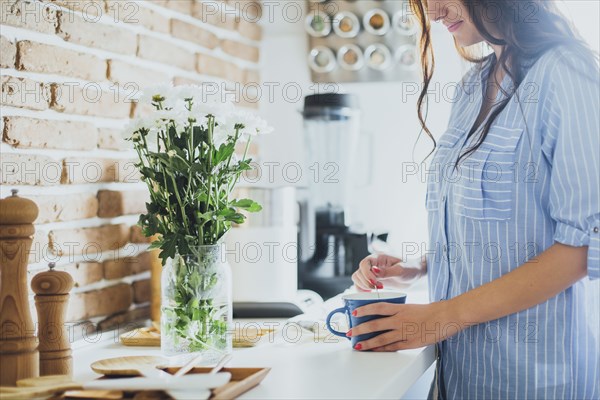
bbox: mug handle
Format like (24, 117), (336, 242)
(326, 307), (350, 339)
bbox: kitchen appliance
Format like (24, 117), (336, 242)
(298, 93), (386, 299)
(227, 186), (323, 318)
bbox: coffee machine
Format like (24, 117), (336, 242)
(298, 93), (386, 299)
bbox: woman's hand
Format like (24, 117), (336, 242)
(348, 301), (465, 351)
(352, 254), (427, 291)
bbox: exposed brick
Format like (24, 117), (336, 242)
(61, 157), (139, 184)
(132, 279), (151, 303)
(17, 41), (106, 82)
(157, 0), (192, 15)
(1, 76), (51, 111)
(57, 12), (137, 55)
(197, 54), (243, 82)
(3, 117), (97, 150)
(48, 224), (129, 257)
(105, 1), (170, 33)
(0, 35), (16, 68)
(0, 153), (62, 185)
(135, 251), (153, 274)
(173, 76), (203, 86)
(97, 189), (148, 218)
(237, 18), (262, 41)
(108, 59), (170, 89)
(51, 83), (131, 119)
(45, 0), (105, 16)
(220, 39), (259, 63)
(29, 230), (50, 264)
(192, 0), (237, 30)
(103, 257), (134, 280)
(171, 19), (219, 49)
(137, 35), (195, 71)
(98, 127), (129, 150)
(130, 101), (155, 118)
(97, 305), (150, 331)
(130, 225), (151, 244)
(67, 283), (133, 321)
(1, 0), (58, 34)
(61, 262), (104, 288)
(102, 252), (152, 280)
(29, 193), (99, 223)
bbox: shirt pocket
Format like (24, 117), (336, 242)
(455, 126), (523, 221)
(425, 127), (466, 212)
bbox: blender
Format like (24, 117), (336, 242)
(298, 93), (382, 299)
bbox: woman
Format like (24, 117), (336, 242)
(350, 0), (599, 398)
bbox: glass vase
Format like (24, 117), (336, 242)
(161, 244), (232, 364)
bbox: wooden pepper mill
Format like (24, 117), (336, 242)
(31, 262), (74, 376)
(0, 189), (40, 386)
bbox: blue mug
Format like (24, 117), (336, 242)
(326, 292), (407, 348)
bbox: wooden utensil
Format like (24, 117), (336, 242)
(31, 262), (74, 376)
(0, 189), (40, 386)
(90, 355), (171, 379)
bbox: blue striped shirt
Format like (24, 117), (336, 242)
(426, 46), (600, 399)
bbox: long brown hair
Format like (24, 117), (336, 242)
(409, 0), (597, 163)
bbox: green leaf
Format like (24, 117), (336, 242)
(231, 199), (262, 213)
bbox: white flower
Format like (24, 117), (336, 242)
(122, 118), (149, 140)
(167, 150), (176, 157)
(230, 110), (273, 141)
(139, 83), (175, 104)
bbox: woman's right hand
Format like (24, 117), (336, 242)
(352, 254), (427, 292)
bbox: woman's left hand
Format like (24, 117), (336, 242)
(349, 301), (466, 351)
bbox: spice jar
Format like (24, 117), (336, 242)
(337, 44), (364, 71)
(396, 44), (418, 70)
(364, 44), (392, 71)
(393, 10), (418, 36)
(332, 11), (360, 38)
(308, 46), (337, 73)
(363, 8), (390, 36)
(306, 10), (331, 37)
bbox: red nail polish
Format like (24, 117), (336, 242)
(372, 266), (381, 274)
(346, 330), (352, 337)
(352, 310), (357, 317)
(376, 282), (384, 289)
(369, 279), (376, 286)
(354, 343), (362, 350)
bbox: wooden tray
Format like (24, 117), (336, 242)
(64, 367), (270, 400)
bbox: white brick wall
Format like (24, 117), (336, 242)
(0, 0), (263, 331)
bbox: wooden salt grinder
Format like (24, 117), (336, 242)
(0, 189), (40, 386)
(31, 262), (74, 376)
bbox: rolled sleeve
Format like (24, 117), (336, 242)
(544, 48), (600, 280)
(554, 219), (600, 280)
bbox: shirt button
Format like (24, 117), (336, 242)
(443, 245), (448, 253)
(594, 227), (599, 234)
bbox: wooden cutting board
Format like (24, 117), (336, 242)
(120, 325), (276, 348)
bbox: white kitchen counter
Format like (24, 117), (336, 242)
(72, 279), (435, 399)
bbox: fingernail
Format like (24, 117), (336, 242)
(376, 282), (384, 289)
(354, 343), (362, 350)
(372, 266), (381, 274)
(352, 310), (357, 317)
(346, 330), (352, 337)
(369, 279), (376, 286)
